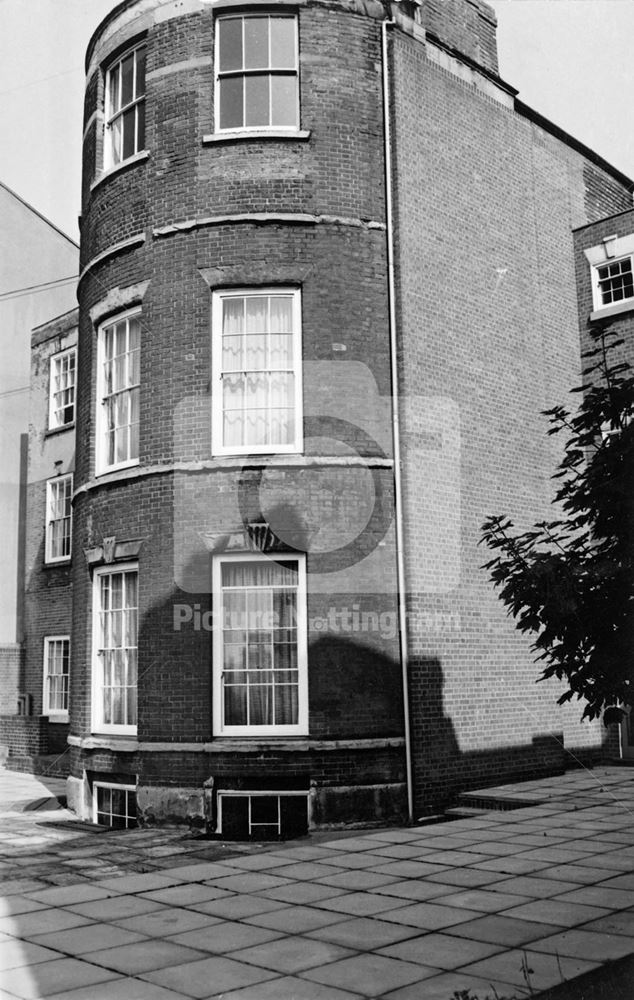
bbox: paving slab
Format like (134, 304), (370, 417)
(167, 919), (283, 954)
(0, 957), (120, 999)
(378, 930), (505, 969)
(301, 952), (439, 996)
(212, 975), (361, 999)
(140, 954), (279, 997)
(81, 938), (208, 975)
(3, 763), (634, 999)
(307, 916), (424, 951)
(458, 946), (599, 993)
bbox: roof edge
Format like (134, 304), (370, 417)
(515, 100), (634, 193)
(0, 180), (79, 250)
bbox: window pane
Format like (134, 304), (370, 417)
(121, 52), (135, 107)
(269, 296), (293, 333)
(222, 335), (244, 372)
(218, 17), (243, 72)
(249, 683), (273, 725)
(137, 99), (146, 152)
(122, 107), (136, 161)
(270, 18), (296, 69)
(219, 76), (244, 130)
(136, 47), (146, 97)
(244, 17), (269, 70)
(271, 75), (297, 128)
(245, 295), (268, 334)
(275, 684), (297, 725)
(251, 795), (278, 824)
(244, 75), (269, 128)
(109, 63), (120, 116)
(225, 684), (248, 725)
(110, 115), (122, 165)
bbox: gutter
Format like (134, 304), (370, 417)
(381, 13), (414, 824)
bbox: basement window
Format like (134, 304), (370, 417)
(217, 790), (308, 839)
(93, 782), (137, 829)
(215, 14), (299, 132)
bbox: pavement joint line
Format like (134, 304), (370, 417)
(2, 766), (634, 999)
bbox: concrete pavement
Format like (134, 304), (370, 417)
(1, 766), (634, 998)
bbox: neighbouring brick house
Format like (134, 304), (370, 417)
(573, 208), (634, 762)
(59, 0), (633, 833)
(23, 310), (77, 759)
(0, 309), (77, 770)
(0, 182), (77, 744)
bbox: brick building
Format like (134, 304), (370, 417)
(0, 183), (78, 734)
(66, 0), (633, 833)
(573, 207), (634, 761)
(0, 308), (77, 768)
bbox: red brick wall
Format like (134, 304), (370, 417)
(74, 0), (405, 826)
(390, 24), (630, 811)
(0, 716), (48, 756)
(417, 0), (499, 76)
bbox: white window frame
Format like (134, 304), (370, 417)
(48, 348), (76, 430)
(211, 287), (302, 456)
(104, 43), (147, 170)
(91, 563), (138, 736)
(214, 13), (299, 134)
(43, 636), (70, 721)
(217, 789), (309, 837)
(586, 234), (634, 318)
(212, 552), (308, 737)
(593, 255), (634, 311)
(96, 309), (141, 476)
(93, 781), (137, 828)
(45, 475), (73, 564)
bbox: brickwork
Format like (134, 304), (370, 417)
(81, 3), (386, 266)
(0, 716), (49, 756)
(573, 208), (634, 369)
(573, 209), (634, 762)
(22, 310), (76, 755)
(71, 0), (634, 827)
(73, 0), (404, 828)
(390, 23), (632, 813)
(417, 0), (499, 76)
(0, 645), (22, 715)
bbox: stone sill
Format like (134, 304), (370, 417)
(45, 423), (75, 439)
(90, 151), (150, 192)
(590, 300), (634, 323)
(203, 129), (310, 145)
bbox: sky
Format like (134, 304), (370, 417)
(0, 0), (633, 241)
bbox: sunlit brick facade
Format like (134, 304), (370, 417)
(65, 0), (633, 832)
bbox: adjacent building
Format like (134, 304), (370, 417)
(0, 182), (78, 748)
(8, 0), (632, 832)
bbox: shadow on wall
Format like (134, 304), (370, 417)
(409, 656), (615, 814)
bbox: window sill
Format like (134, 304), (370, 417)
(208, 737), (309, 751)
(46, 715), (69, 724)
(590, 300), (634, 323)
(45, 423), (75, 438)
(44, 558), (71, 568)
(95, 459), (140, 478)
(203, 129), (310, 146)
(91, 151), (149, 192)
(68, 733), (138, 751)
